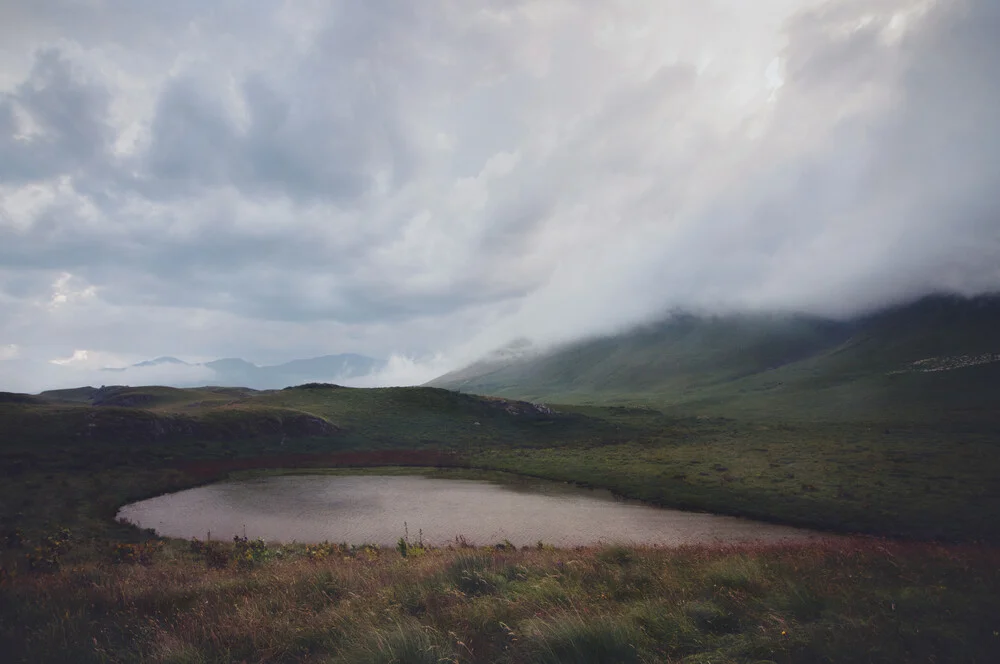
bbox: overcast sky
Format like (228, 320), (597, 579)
(1, 0), (998, 391)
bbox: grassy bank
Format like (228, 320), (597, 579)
(2, 384), (999, 661)
(468, 417), (1000, 542)
(3, 537), (998, 663)
(6, 386), (999, 543)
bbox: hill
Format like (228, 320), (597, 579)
(428, 294), (1000, 421)
(4, 384), (591, 466)
(119, 353), (387, 389)
(0, 352), (387, 394)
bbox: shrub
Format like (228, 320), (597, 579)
(26, 547), (61, 573)
(189, 538), (229, 569)
(25, 527), (72, 573)
(232, 535), (274, 571)
(304, 541), (345, 561)
(397, 525), (426, 559)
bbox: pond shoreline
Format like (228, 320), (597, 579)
(118, 470), (832, 547)
(146, 450), (895, 544)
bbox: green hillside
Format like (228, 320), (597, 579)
(428, 294), (1000, 421)
(2, 384), (605, 469)
(4, 369), (1000, 664)
(3, 380), (999, 544)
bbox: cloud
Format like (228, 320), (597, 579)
(467, 0), (1000, 347)
(0, 0), (998, 389)
(0, 49), (112, 184)
(0, 354), (217, 394)
(344, 354), (456, 389)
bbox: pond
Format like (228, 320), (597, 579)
(117, 472), (825, 547)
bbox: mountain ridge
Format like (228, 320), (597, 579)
(91, 353), (387, 391)
(427, 293), (1000, 421)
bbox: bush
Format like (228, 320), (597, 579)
(304, 541), (346, 561)
(189, 538), (229, 569)
(232, 535), (274, 571)
(25, 527), (72, 573)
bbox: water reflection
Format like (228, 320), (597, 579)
(118, 473), (823, 547)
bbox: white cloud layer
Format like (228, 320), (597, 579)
(1, 0), (999, 390)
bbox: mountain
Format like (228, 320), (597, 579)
(2, 351), (386, 394)
(212, 354), (385, 390)
(201, 358), (260, 386)
(133, 356), (188, 367)
(95, 354), (387, 390)
(427, 294), (1000, 421)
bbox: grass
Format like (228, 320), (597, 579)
(2, 537), (998, 663)
(469, 416), (1000, 542)
(1, 382), (999, 660)
(2, 386), (999, 545)
(427, 295), (1000, 423)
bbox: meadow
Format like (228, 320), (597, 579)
(5, 536), (998, 663)
(1, 384), (999, 661)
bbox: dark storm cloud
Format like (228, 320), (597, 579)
(1, 0), (999, 386)
(483, 0), (1000, 346)
(0, 50), (112, 183)
(141, 62), (409, 203)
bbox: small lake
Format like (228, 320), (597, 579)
(117, 473), (824, 547)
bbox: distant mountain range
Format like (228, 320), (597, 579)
(427, 294), (1000, 421)
(101, 353), (386, 390)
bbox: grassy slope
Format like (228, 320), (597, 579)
(428, 294), (1000, 421)
(429, 314), (849, 405)
(2, 384), (998, 542)
(2, 379), (1000, 661)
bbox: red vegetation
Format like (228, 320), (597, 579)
(175, 449), (465, 480)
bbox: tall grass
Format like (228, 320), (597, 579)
(2, 538), (998, 663)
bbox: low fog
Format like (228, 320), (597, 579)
(1, 0), (998, 390)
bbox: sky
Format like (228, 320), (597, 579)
(1, 0), (999, 391)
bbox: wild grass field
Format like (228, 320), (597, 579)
(4, 536), (998, 663)
(2, 383), (999, 662)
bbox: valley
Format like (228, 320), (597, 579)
(2, 294), (999, 662)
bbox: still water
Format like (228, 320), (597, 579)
(117, 473), (823, 547)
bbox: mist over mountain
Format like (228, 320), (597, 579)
(2, 1), (999, 374)
(429, 294), (1000, 420)
(0, 353), (386, 393)
(192, 354), (385, 390)
(110, 354), (386, 390)
(133, 357), (187, 368)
